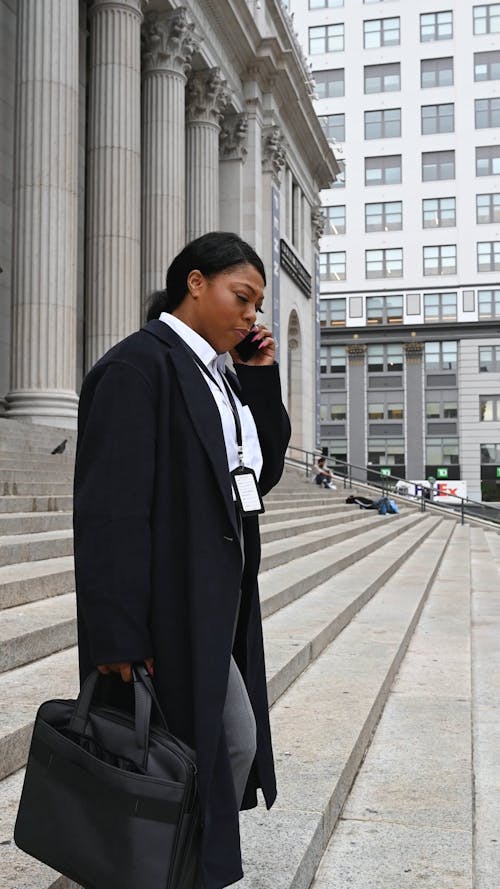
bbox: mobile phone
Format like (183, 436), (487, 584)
(235, 327), (261, 362)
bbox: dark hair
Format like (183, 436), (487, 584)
(145, 231), (266, 321)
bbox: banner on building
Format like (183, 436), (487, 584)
(272, 185), (280, 362)
(315, 251), (321, 449)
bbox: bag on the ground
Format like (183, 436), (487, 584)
(388, 499), (399, 514)
(14, 664), (200, 889)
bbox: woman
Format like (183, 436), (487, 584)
(73, 232), (291, 889)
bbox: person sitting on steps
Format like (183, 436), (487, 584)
(312, 456), (336, 489)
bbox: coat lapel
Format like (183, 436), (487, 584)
(142, 320), (240, 538)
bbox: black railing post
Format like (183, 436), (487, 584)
(421, 487), (426, 513)
(461, 497), (465, 526)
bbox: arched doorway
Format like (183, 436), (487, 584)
(287, 310), (303, 449)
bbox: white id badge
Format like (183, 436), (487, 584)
(231, 467), (265, 516)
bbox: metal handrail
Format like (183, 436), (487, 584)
(284, 449), (500, 528)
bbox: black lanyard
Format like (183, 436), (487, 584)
(182, 344), (245, 468)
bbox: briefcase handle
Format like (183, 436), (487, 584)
(69, 664), (171, 772)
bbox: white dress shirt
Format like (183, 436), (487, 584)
(159, 312), (263, 483)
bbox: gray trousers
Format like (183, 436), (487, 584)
(223, 654), (257, 809)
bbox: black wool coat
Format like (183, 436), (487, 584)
(73, 319), (291, 889)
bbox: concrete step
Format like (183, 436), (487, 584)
(259, 512), (428, 619)
(0, 592), (76, 673)
(310, 524), (473, 889)
(0, 647), (79, 780)
(0, 517), (442, 786)
(0, 530), (73, 568)
(0, 481), (73, 497)
(0, 556), (75, 610)
(259, 507), (374, 545)
(259, 502), (362, 525)
(260, 513), (386, 572)
(0, 512), (73, 536)
(470, 527), (500, 889)
(0, 469), (74, 488)
(0, 496), (73, 514)
(0, 521), (451, 888)
(238, 521), (454, 889)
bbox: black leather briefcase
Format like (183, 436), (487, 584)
(14, 664), (200, 889)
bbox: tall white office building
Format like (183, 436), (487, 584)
(288, 0), (500, 501)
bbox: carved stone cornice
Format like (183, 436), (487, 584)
(220, 113), (248, 161)
(186, 68), (230, 125)
(262, 125), (286, 180)
(311, 203), (326, 247)
(142, 8), (198, 78)
(346, 343), (367, 363)
(403, 341), (424, 362)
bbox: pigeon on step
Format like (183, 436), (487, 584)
(51, 439), (68, 455)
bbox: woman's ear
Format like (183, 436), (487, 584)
(186, 269), (204, 297)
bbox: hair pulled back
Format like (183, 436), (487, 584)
(146, 231), (266, 322)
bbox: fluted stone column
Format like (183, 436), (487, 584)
(219, 112), (248, 233)
(186, 69), (230, 241)
(141, 9), (197, 296)
(6, 0), (79, 425)
(85, 0), (143, 369)
(404, 341), (425, 479)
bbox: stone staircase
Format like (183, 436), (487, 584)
(0, 418), (498, 889)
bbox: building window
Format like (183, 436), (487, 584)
(476, 193), (500, 223)
(420, 10), (453, 42)
(320, 251), (346, 280)
(426, 438), (459, 464)
(421, 103), (454, 135)
(422, 197), (456, 228)
(368, 402), (404, 420)
(473, 4), (500, 35)
(477, 240), (500, 271)
(475, 97), (500, 129)
(365, 201), (402, 232)
(363, 17), (400, 48)
(320, 345), (346, 374)
(424, 291), (457, 321)
(314, 68), (345, 98)
(367, 343), (403, 370)
(366, 249), (403, 279)
(426, 396), (458, 419)
(364, 108), (401, 139)
(330, 404), (347, 420)
(425, 341), (457, 370)
(368, 438), (405, 466)
(480, 395), (500, 420)
(364, 62), (401, 93)
(476, 145), (500, 175)
(423, 246), (457, 276)
(479, 345), (500, 371)
(366, 295), (404, 324)
(422, 150), (455, 181)
(309, 0), (344, 8)
(474, 50), (500, 81)
(478, 289), (500, 317)
(320, 298), (346, 327)
(365, 154), (402, 185)
(481, 442), (500, 461)
(324, 205), (346, 234)
(421, 57), (454, 88)
(319, 114), (345, 142)
(309, 23), (345, 54)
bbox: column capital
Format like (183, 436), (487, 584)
(220, 112), (248, 161)
(89, 0), (143, 20)
(142, 8), (198, 78)
(311, 202), (326, 246)
(262, 124), (286, 181)
(347, 343), (367, 363)
(403, 341), (424, 362)
(186, 68), (230, 125)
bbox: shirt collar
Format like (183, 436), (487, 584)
(159, 312), (223, 370)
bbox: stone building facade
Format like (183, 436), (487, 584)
(0, 0), (337, 450)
